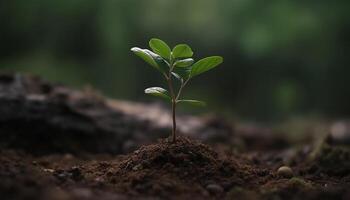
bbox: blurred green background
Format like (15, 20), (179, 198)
(0, 0), (349, 121)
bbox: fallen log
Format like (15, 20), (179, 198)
(0, 74), (234, 154)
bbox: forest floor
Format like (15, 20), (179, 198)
(0, 74), (349, 200)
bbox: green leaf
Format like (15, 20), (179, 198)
(174, 58), (194, 68)
(149, 38), (171, 60)
(131, 47), (169, 74)
(131, 47), (159, 69)
(149, 52), (169, 74)
(173, 66), (191, 80)
(190, 56), (223, 77)
(171, 72), (182, 81)
(177, 100), (206, 106)
(144, 87), (171, 100)
(172, 44), (193, 58)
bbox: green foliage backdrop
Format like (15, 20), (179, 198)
(0, 0), (349, 120)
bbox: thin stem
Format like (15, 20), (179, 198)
(167, 61), (177, 143)
(175, 79), (190, 101)
(167, 60), (190, 143)
(162, 72), (169, 79)
(171, 99), (176, 142)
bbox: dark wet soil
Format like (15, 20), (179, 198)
(0, 136), (349, 200)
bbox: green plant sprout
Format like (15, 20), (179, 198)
(131, 38), (223, 142)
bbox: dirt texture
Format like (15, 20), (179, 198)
(0, 74), (349, 200)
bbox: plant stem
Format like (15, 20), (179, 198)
(175, 79), (189, 101)
(171, 99), (176, 142)
(167, 62), (177, 143)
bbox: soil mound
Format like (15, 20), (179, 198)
(85, 137), (252, 198)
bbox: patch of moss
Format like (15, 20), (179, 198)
(310, 142), (350, 176)
(287, 177), (313, 189)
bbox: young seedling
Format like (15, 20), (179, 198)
(131, 38), (223, 142)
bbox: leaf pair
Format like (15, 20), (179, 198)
(144, 87), (205, 106)
(149, 38), (193, 60)
(147, 39), (223, 79)
(131, 38), (223, 79)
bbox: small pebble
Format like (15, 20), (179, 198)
(277, 166), (293, 178)
(329, 121), (350, 145)
(43, 168), (55, 173)
(206, 184), (223, 194)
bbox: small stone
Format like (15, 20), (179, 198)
(329, 121), (350, 145)
(206, 184), (224, 194)
(277, 166), (293, 178)
(43, 168), (55, 173)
